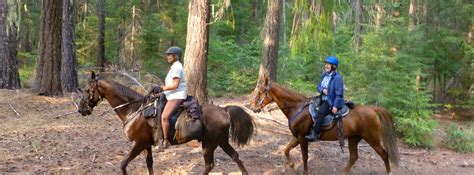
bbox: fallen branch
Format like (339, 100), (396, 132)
(258, 127), (291, 136)
(400, 150), (428, 155)
(8, 103), (21, 117)
(53, 111), (77, 118)
(255, 114), (287, 126)
(71, 95), (79, 109)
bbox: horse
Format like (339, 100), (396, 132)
(250, 75), (400, 175)
(77, 71), (255, 175)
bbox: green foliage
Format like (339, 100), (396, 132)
(16, 52), (37, 88)
(207, 34), (260, 96)
(445, 124), (474, 153)
(339, 9), (439, 147)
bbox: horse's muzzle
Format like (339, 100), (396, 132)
(78, 109), (92, 116)
(252, 108), (261, 113)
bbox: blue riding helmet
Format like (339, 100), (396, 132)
(324, 56), (339, 68)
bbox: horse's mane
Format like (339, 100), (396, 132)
(271, 82), (307, 101)
(105, 80), (144, 100)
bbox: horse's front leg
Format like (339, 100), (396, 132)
(120, 143), (145, 175)
(284, 137), (299, 169)
(298, 136), (309, 175)
(145, 146), (154, 175)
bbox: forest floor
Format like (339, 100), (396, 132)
(0, 89), (473, 175)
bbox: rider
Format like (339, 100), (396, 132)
(149, 46), (187, 148)
(306, 56), (344, 141)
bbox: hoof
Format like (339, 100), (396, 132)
(287, 162), (295, 169)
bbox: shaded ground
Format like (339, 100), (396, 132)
(0, 89), (473, 174)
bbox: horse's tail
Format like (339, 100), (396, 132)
(373, 106), (400, 167)
(224, 105), (255, 147)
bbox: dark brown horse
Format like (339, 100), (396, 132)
(250, 75), (399, 175)
(78, 72), (255, 175)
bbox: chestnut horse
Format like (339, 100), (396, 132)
(78, 72), (255, 175)
(250, 75), (399, 175)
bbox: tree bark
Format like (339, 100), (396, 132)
(253, 0), (282, 93)
(184, 0), (211, 104)
(97, 0), (105, 72)
(408, 0), (417, 31)
(0, 0), (21, 89)
(421, 0), (428, 24)
(18, 0), (32, 52)
(392, 0), (400, 17)
(375, 4), (384, 32)
(354, 0), (362, 53)
(34, 0), (63, 96)
(251, 0), (259, 21)
(408, 0), (420, 91)
(468, 24), (473, 44)
(61, 0), (78, 94)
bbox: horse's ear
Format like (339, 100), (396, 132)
(91, 71), (96, 80)
(262, 73), (270, 84)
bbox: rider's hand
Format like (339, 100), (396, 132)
(332, 107), (337, 114)
(323, 89), (328, 95)
(148, 86), (163, 94)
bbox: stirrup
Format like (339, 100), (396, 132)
(162, 139), (170, 149)
(305, 132), (320, 142)
(155, 139), (169, 152)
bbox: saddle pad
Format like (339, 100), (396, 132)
(309, 100), (350, 126)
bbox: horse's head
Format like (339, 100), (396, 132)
(251, 74), (273, 113)
(78, 71), (103, 116)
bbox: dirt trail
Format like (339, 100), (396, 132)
(0, 89), (473, 174)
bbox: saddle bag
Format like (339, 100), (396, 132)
(174, 97), (203, 143)
(143, 101), (157, 119)
(143, 94), (166, 119)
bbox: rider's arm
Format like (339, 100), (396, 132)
(333, 76), (344, 109)
(162, 78), (180, 91)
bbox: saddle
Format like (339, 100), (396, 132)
(142, 94), (203, 145)
(309, 96), (352, 129)
(309, 96), (354, 151)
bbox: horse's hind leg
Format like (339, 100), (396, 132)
(145, 146), (154, 174)
(365, 136), (391, 173)
(284, 137), (299, 169)
(202, 141), (218, 175)
(342, 136), (362, 174)
(219, 141), (248, 175)
(120, 143), (145, 175)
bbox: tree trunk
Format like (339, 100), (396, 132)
(253, 0), (282, 93)
(421, 0), (428, 24)
(61, 0), (78, 94)
(408, 0), (420, 90)
(0, 0), (20, 89)
(375, 4), (384, 32)
(408, 0), (417, 31)
(392, 0), (400, 17)
(251, 0), (259, 21)
(332, 11), (337, 34)
(467, 24), (472, 44)
(115, 0), (125, 66)
(97, 0), (105, 72)
(184, 0), (211, 104)
(34, 0), (63, 96)
(354, 0), (362, 53)
(18, 0), (32, 52)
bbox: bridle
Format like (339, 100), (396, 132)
(84, 80), (104, 109)
(256, 80), (273, 108)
